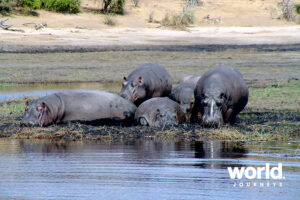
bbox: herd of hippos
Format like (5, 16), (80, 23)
(21, 63), (249, 128)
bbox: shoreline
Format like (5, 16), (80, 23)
(1, 26), (300, 53)
(1, 43), (300, 53)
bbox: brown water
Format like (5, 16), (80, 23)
(0, 139), (299, 200)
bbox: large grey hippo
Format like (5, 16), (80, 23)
(169, 83), (195, 122)
(135, 97), (186, 127)
(20, 90), (137, 127)
(119, 63), (172, 106)
(193, 66), (248, 126)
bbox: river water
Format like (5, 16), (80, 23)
(0, 83), (120, 101)
(0, 139), (299, 200)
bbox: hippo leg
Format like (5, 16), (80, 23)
(190, 107), (199, 123)
(224, 108), (239, 125)
(224, 108), (233, 123)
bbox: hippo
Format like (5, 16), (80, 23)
(119, 63), (172, 106)
(193, 66), (249, 126)
(169, 83), (195, 122)
(20, 90), (137, 127)
(179, 75), (201, 86)
(135, 97), (186, 127)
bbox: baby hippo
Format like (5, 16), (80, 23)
(135, 97), (186, 127)
(193, 66), (249, 127)
(20, 90), (137, 127)
(169, 83), (195, 122)
(179, 75), (201, 86)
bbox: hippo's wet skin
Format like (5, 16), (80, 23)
(119, 63), (172, 106)
(21, 90), (137, 127)
(135, 97), (186, 127)
(193, 66), (249, 127)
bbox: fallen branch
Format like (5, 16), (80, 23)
(0, 18), (25, 33)
(23, 22), (47, 30)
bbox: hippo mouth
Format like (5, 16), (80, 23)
(201, 115), (223, 127)
(20, 121), (40, 127)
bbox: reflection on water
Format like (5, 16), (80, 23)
(0, 83), (121, 101)
(0, 139), (299, 200)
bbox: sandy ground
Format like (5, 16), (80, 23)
(1, 26), (300, 52)
(1, 0), (300, 51)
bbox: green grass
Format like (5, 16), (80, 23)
(0, 100), (26, 116)
(248, 80), (300, 111)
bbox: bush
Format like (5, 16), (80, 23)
(278, 0), (296, 21)
(296, 4), (300, 14)
(41, 0), (81, 13)
(102, 0), (125, 14)
(132, 0), (138, 7)
(18, 0), (41, 9)
(0, 0), (15, 15)
(148, 11), (154, 23)
(161, 9), (195, 28)
(103, 14), (117, 26)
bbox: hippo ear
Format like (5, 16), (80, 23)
(138, 76), (144, 85)
(123, 76), (127, 81)
(122, 81), (128, 87)
(25, 100), (29, 106)
(38, 102), (48, 113)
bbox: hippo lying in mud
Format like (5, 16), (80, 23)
(20, 90), (137, 127)
(179, 75), (201, 86)
(135, 97), (186, 127)
(119, 63), (172, 106)
(169, 83), (195, 122)
(193, 66), (249, 127)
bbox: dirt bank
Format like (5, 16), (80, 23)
(1, 26), (300, 53)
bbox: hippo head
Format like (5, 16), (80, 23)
(178, 88), (195, 121)
(139, 108), (178, 127)
(199, 89), (226, 127)
(20, 100), (52, 127)
(119, 76), (147, 105)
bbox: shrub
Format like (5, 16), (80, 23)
(41, 0), (81, 13)
(102, 0), (125, 14)
(148, 11), (154, 23)
(20, 0), (41, 9)
(278, 0), (296, 21)
(0, 0), (15, 15)
(161, 9), (195, 28)
(186, 0), (203, 7)
(161, 13), (171, 26)
(132, 0), (138, 7)
(296, 4), (300, 14)
(103, 14), (116, 26)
